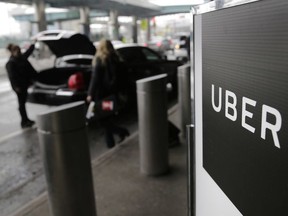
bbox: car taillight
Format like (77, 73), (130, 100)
(68, 72), (84, 90)
(156, 41), (162, 47)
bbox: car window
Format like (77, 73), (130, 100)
(117, 46), (162, 62)
(117, 47), (145, 62)
(141, 48), (161, 61)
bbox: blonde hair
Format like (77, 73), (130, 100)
(92, 39), (115, 66)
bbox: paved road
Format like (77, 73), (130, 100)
(0, 76), (139, 216)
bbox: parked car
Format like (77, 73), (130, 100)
(114, 43), (180, 102)
(27, 30), (181, 106)
(144, 36), (173, 57)
(27, 30), (95, 105)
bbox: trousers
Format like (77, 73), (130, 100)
(15, 89), (29, 123)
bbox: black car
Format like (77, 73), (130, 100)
(28, 30), (95, 105)
(114, 43), (180, 100)
(27, 30), (181, 106)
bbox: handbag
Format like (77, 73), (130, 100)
(86, 94), (123, 120)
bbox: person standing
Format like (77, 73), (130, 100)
(6, 43), (38, 128)
(87, 39), (129, 148)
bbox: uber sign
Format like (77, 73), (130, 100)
(202, 0), (288, 215)
(211, 84), (282, 149)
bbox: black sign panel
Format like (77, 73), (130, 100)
(202, 1), (288, 215)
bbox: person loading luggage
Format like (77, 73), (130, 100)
(6, 43), (38, 128)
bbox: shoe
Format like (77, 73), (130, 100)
(21, 120), (35, 128)
(118, 129), (130, 143)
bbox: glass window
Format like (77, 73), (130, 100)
(117, 46), (162, 62)
(141, 48), (161, 61)
(117, 47), (145, 62)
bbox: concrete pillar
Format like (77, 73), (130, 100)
(146, 18), (151, 43)
(55, 20), (62, 30)
(27, 22), (33, 37)
(79, 6), (90, 38)
(132, 16), (138, 43)
(109, 10), (119, 40)
(33, 0), (47, 32)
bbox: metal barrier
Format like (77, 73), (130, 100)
(37, 101), (97, 216)
(137, 74), (169, 176)
(177, 63), (192, 140)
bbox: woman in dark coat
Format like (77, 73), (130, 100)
(87, 39), (129, 148)
(6, 43), (37, 128)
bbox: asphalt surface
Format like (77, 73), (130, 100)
(0, 73), (140, 215)
(0, 103), (139, 216)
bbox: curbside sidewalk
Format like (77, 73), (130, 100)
(8, 104), (187, 216)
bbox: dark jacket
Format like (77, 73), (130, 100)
(88, 53), (121, 101)
(5, 44), (37, 90)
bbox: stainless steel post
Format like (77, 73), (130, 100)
(178, 63), (192, 140)
(37, 102), (97, 216)
(137, 74), (169, 176)
(187, 124), (195, 216)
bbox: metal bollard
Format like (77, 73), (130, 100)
(178, 63), (192, 139)
(137, 74), (169, 176)
(187, 124), (195, 216)
(37, 101), (97, 216)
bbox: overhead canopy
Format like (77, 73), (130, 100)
(2, 0), (162, 17)
(89, 0), (161, 17)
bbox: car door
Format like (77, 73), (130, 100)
(139, 47), (180, 88)
(117, 47), (164, 79)
(117, 46), (180, 93)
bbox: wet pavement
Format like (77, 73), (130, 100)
(0, 129), (45, 216)
(0, 85), (139, 215)
(0, 115), (139, 216)
(8, 104), (185, 216)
